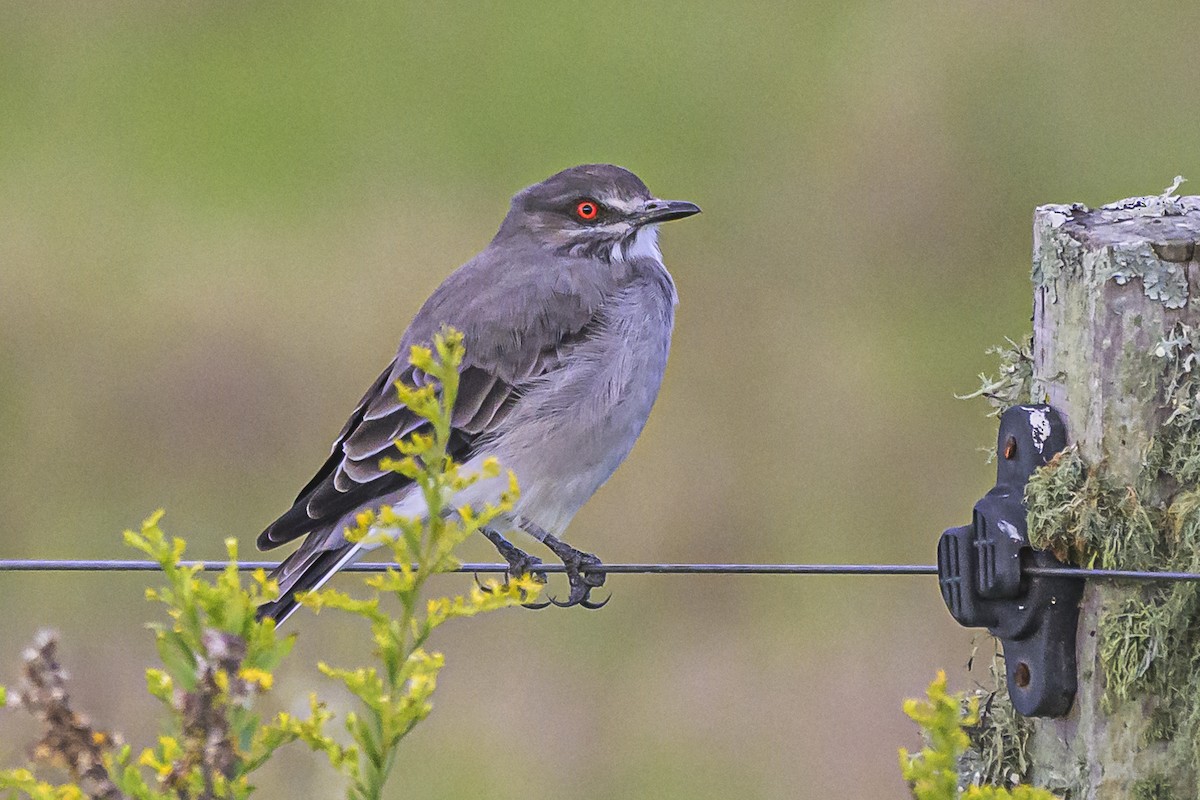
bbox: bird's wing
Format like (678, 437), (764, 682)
(257, 359), (526, 550)
(257, 250), (605, 552)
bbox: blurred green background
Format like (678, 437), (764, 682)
(2, 2), (1198, 797)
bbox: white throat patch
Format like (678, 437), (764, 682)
(612, 226), (662, 264)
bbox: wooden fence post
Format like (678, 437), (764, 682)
(1026, 189), (1200, 797)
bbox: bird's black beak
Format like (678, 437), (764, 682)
(635, 199), (702, 225)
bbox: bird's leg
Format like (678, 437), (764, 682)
(531, 526), (609, 610)
(481, 527), (547, 584)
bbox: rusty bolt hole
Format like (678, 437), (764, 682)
(1014, 661), (1031, 688)
(1003, 435), (1017, 460)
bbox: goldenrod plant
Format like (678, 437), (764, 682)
(0, 329), (538, 800)
(119, 520), (307, 800)
(899, 673), (1058, 800)
(297, 329), (541, 800)
(0, 518), (306, 800)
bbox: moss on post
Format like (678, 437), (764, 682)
(1024, 188), (1200, 799)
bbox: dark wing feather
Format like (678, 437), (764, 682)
(257, 362), (520, 549)
(255, 542), (357, 622)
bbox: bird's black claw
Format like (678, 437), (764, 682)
(547, 586), (610, 609)
(549, 585), (609, 609)
(503, 528), (612, 610)
(580, 593), (611, 610)
(541, 550), (608, 609)
(522, 597), (553, 610)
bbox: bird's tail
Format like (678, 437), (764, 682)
(256, 540), (360, 624)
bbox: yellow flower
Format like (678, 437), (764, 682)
(239, 667), (275, 691)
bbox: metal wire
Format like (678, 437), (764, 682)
(0, 559), (1198, 582)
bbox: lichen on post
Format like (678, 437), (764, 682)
(1024, 186), (1200, 798)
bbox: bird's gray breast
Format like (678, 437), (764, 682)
(490, 261), (677, 534)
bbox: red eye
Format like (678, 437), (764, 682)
(575, 200), (598, 220)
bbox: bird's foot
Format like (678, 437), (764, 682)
(541, 533), (609, 610)
(507, 552), (552, 608)
(480, 528), (548, 607)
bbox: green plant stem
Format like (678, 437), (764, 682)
(299, 330), (536, 800)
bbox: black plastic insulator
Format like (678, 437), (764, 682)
(937, 404), (1082, 718)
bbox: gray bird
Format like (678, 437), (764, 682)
(256, 164), (700, 623)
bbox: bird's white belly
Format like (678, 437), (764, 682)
(493, 300), (673, 535)
(506, 406), (650, 534)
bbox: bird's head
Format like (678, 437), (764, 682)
(496, 164), (701, 263)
